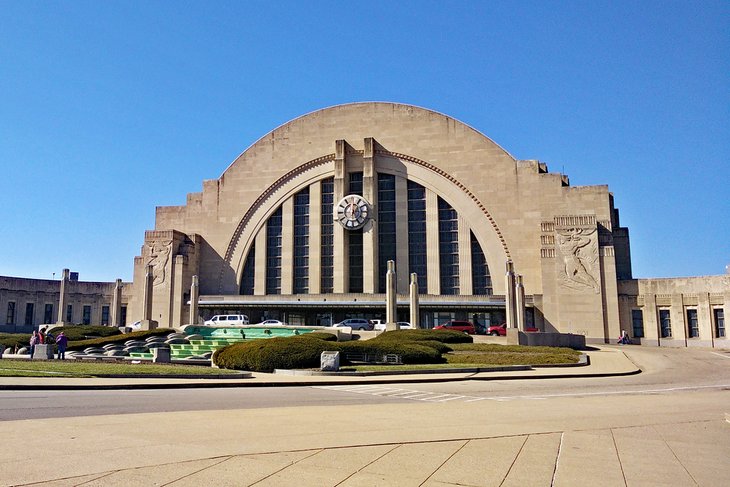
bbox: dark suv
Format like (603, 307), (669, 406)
(433, 320), (476, 334)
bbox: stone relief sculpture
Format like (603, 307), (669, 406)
(146, 240), (172, 286)
(556, 227), (600, 293)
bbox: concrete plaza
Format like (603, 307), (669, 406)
(1, 347), (728, 486)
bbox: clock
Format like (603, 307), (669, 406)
(336, 194), (370, 230)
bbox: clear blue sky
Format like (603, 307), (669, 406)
(1, 1), (728, 282)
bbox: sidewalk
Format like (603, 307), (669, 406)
(2, 347), (728, 487)
(0, 347), (641, 390)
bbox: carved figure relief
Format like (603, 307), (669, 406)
(146, 240), (172, 286)
(556, 228), (600, 293)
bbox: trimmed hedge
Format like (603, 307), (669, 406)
(67, 328), (175, 351)
(294, 331), (339, 342)
(213, 329), (455, 371)
(338, 341), (443, 364)
(214, 336), (340, 372)
(1, 326), (124, 351)
(370, 329), (473, 344)
(44, 325), (121, 342)
(0, 333), (31, 350)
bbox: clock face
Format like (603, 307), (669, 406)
(336, 194), (370, 230)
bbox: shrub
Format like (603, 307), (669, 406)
(408, 340), (453, 354)
(339, 341), (443, 364)
(371, 329), (473, 344)
(294, 331), (338, 342)
(214, 337), (341, 372)
(67, 328), (174, 351)
(212, 329), (457, 371)
(0, 333), (31, 350)
(44, 325), (121, 342)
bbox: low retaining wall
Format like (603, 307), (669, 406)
(506, 329), (586, 349)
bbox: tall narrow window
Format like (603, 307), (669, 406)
(266, 207), (283, 294)
(6, 302), (16, 324)
(240, 244), (256, 295)
(293, 188), (310, 294)
(471, 232), (492, 295)
(659, 309), (672, 338)
(320, 178), (334, 293)
(349, 172), (363, 196)
(438, 197), (459, 295)
(349, 231), (363, 292)
(631, 309), (644, 338)
(407, 181), (427, 291)
(101, 305), (110, 325)
(44, 304), (54, 324)
(66, 304), (73, 323)
(714, 308), (725, 338)
(120, 305), (127, 326)
(686, 309), (699, 338)
(378, 173), (396, 293)
(24, 303), (34, 326)
(348, 172), (364, 292)
(82, 305), (91, 325)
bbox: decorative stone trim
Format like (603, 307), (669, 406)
(219, 148), (514, 291)
(377, 149), (511, 259)
(219, 154), (336, 292)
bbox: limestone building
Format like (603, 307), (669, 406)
(0, 273), (132, 333)
(124, 102), (659, 344)
(2, 103), (727, 347)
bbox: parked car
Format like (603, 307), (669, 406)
(372, 321), (413, 331)
(204, 314), (250, 326)
(487, 323), (507, 336)
(433, 320), (476, 334)
(257, 319), (286, 326)
(487, 323), (539, 335)
(333, 318), (373, 331)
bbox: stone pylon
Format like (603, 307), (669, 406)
(140, 264), (157, 330)
(515, 275), (526, 331)
(56, 268), (70, 326)
(110, 279), (123, 327)
(409, 273), (420, 329)
(189, 275), (200, 326)
(385, 260), (398, 330)
(505, 260), (517, 328)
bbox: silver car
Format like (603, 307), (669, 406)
(333, 318), (372, 331)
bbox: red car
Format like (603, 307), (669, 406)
(434, 320), (476, 334)
(487, 323), (539, 335)
(487, 323), (508, 336)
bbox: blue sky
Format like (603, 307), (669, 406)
(1, 0), (728, 282)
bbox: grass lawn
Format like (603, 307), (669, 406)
(0, 359), (245, 378)
(445, 343), (581, 365)
(352, 343), (581, 371)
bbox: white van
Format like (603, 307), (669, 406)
(204, 314), (250, 326)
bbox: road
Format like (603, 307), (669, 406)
(1, 346), (728, 421)
(1, 346), (729, 486)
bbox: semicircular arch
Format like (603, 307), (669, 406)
(220, 151), (512, 294)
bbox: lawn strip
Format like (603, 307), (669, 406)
(0, 359), (242, 377)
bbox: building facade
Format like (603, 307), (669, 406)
(0, 274), (133, 333)
(128, 103), (632, 343)
(2, 103), (727, 347)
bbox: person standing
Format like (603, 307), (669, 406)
(55, 331), (68, 360)
(29, 330), (39, 360)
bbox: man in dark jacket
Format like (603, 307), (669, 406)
(55, 332), (68, 360)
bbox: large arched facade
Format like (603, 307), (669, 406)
(129, 102), (633, 342)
